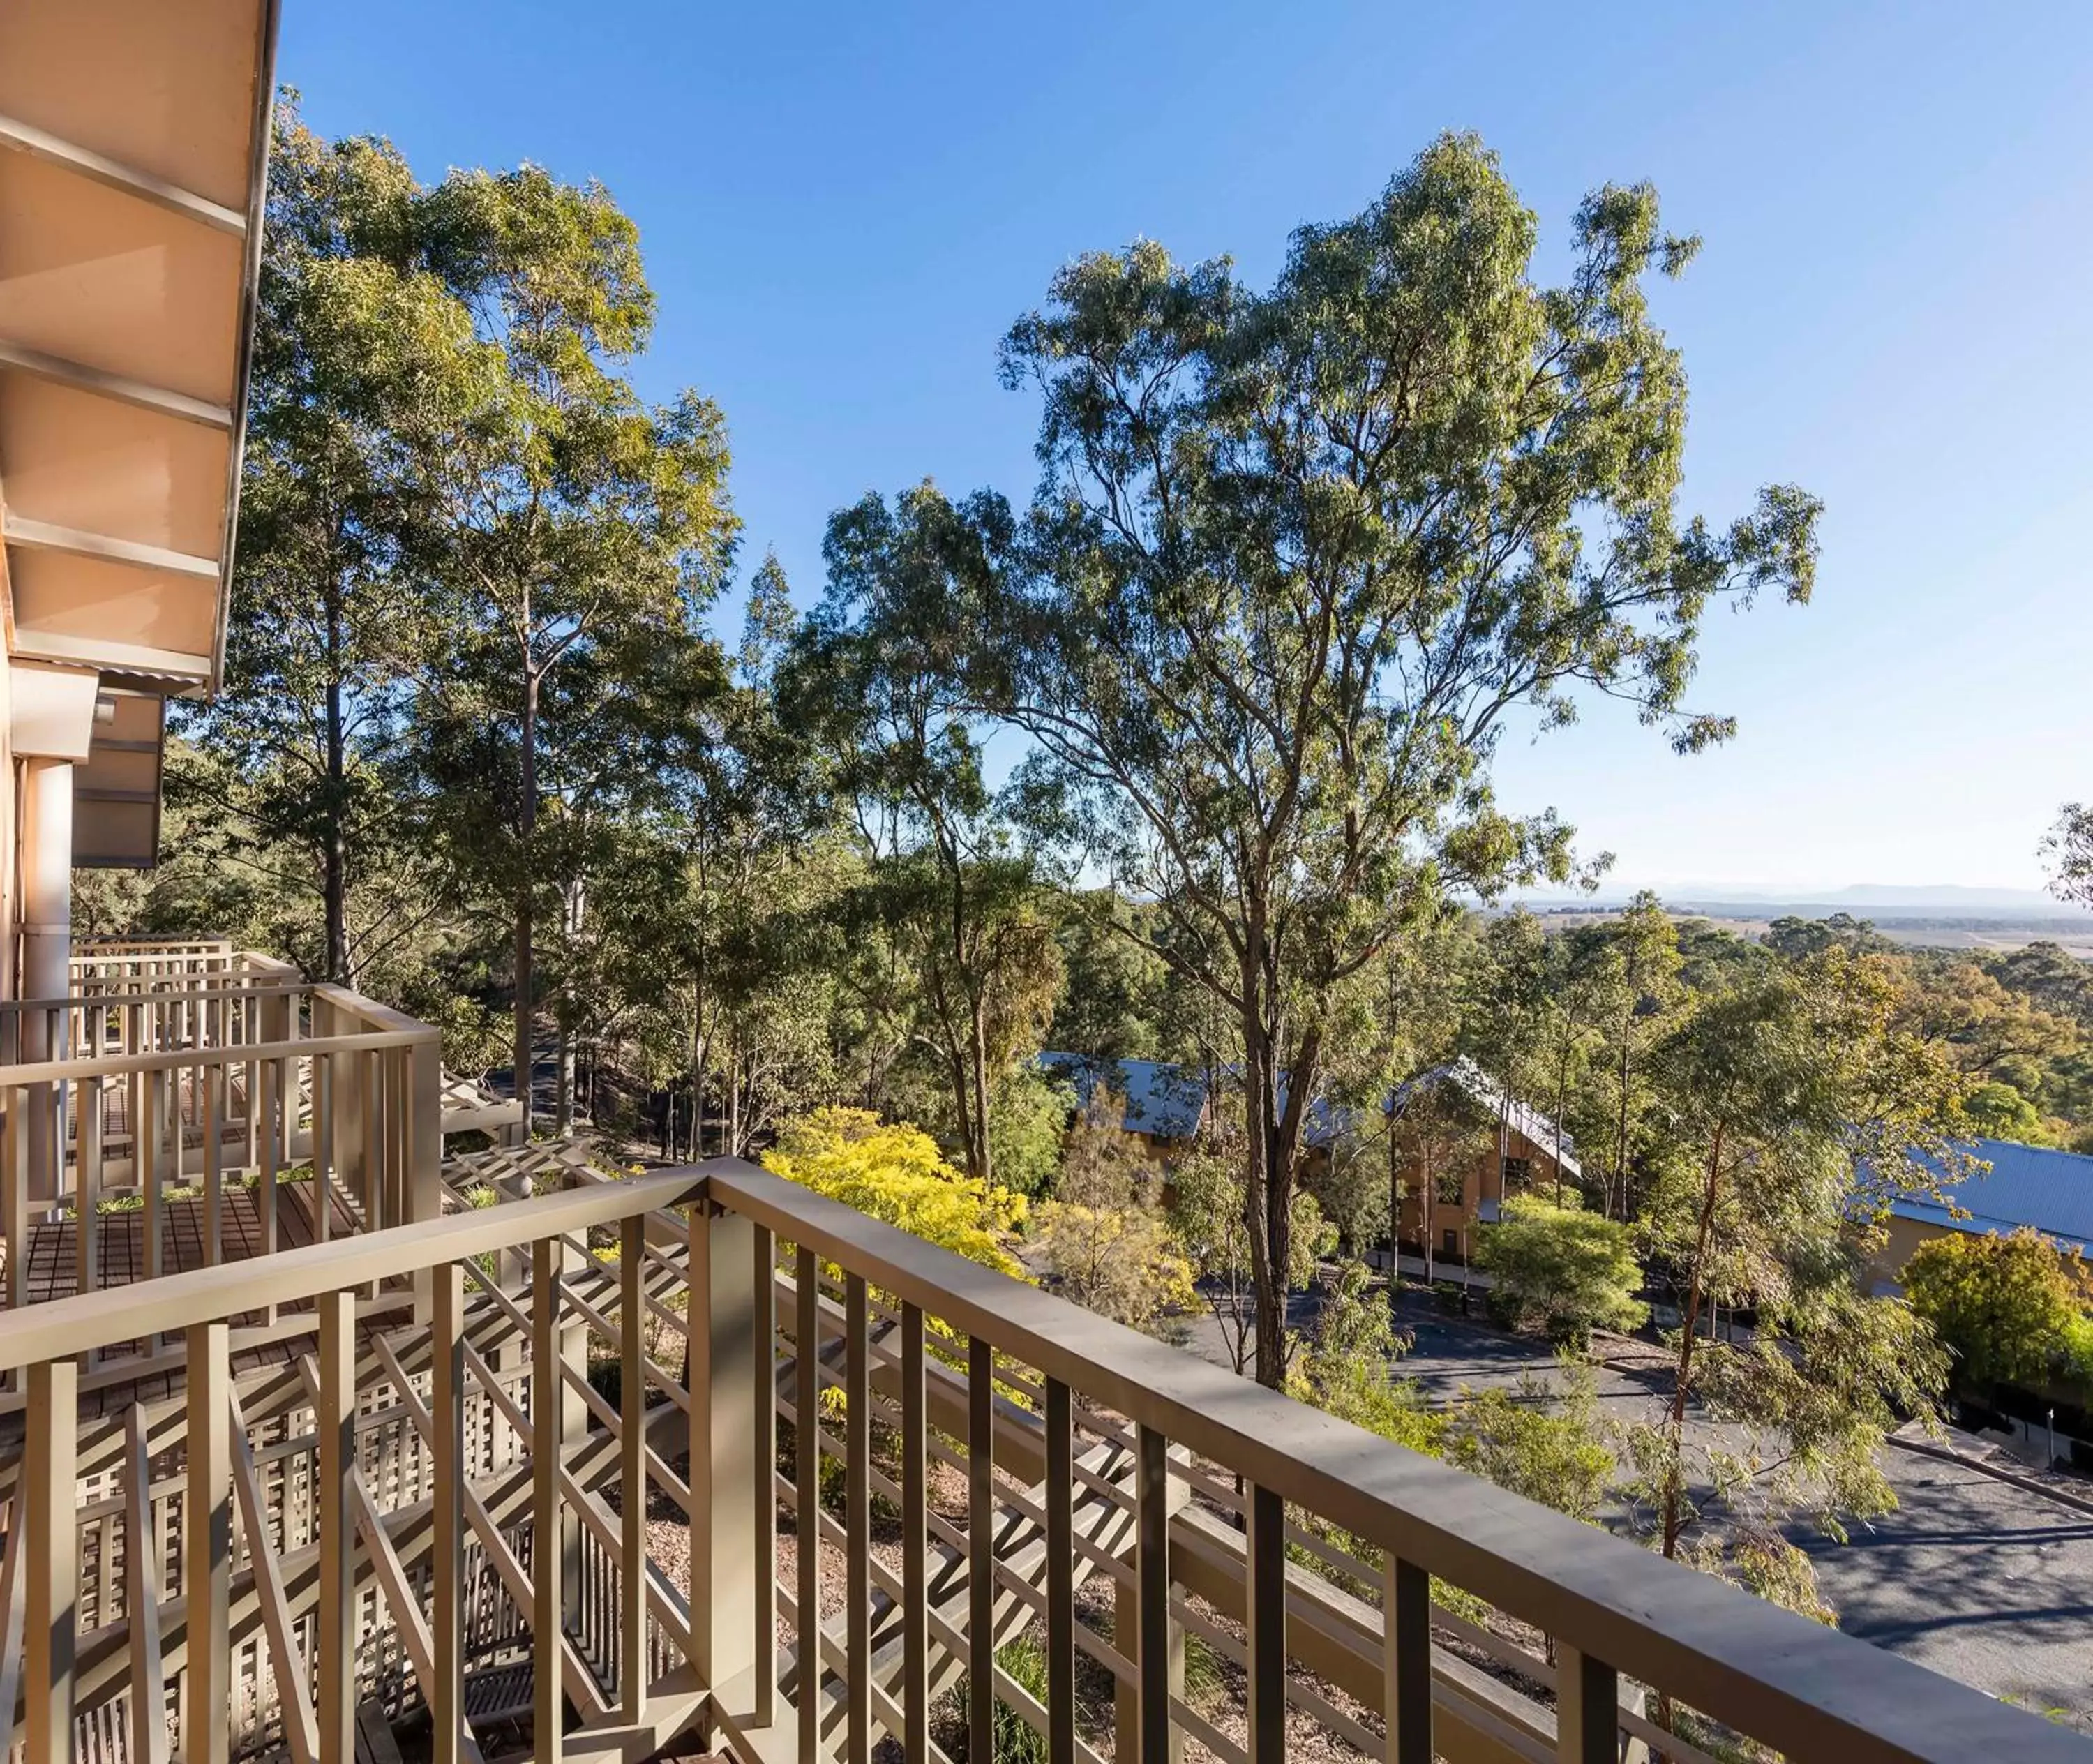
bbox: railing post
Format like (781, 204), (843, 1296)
(795, 1245), (822, 1763)
(532, 1240), (564, 1764)
(1383, 1555), (1432, 1764)
(410, 1033), (443, 1323)
(1555, 1645), (1619, 1763)
(1245, 1482), (1286, 1762)
(1121, 1424), (1185, 1764)
(690, 1194), (758, 1735)
(316, 1290), (357, 1764)
(185, 1322), (232, 1764)
(619, 1216), (647, 1724)
(431, 1262), (467, 1764)
(3, 1086), (28, 1317)
(24, 1358), (78, 1764)
(967, 1336), (995, 1764)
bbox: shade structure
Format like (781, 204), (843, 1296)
(0, 0), (278, 697)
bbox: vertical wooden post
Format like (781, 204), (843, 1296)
(141, 1066), (163, 1283)
(203, 1063), (224, 1266)
(751, 1221), (777, 1729)
(691, 1197), (758, 1735)
(844, 1273), (871, 1763)
(431, 1262), (466, 1764)
(1045, 1377), (1075, 1764)
(900, 1303), (928, 1764)
(967, 1336), (995, 1764)
(1124, 1423), (1183, 1764)
(316, 1290), (357, 1764)
(24, 1359), (78, 1764)
(1245, 1483), (1286, 1763)
(1555, 1645), (1618, 1763)
(407, 1034), (443, 1325)
(186, 1322), (232, 1764)
(619, 1216), (647, 1722)
(532, 1241), (564, 1764)
(76, 1076), (101, 1308)
(1383, 1555), (1431, 1764)
(5, 1086), (29, 1315)
(795, 1245), (822, 1763)
(126, 1407), (170, 1764)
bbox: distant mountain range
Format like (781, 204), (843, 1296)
(1512, 883), (2093, 921)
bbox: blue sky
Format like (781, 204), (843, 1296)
(280, 2), (2093, 894)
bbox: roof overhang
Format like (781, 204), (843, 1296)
(0, 0), (280, 698)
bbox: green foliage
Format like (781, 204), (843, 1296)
(1962, 1079), (2050, 1144)
(1626, 945), (1966, 1597)
(1903, 1227), (2089, 1393)
(790, 484), (1064, 1186)
(1032, 1199), (1196, 1333)
(987, 1065), (1072, 1198)
(763, 1108), (1028, 1276)
(1169, 1134), (1333, 1376)
(1475, 1196), (1648, 1347)
(1444, 1360), (1616, 1523)
(1289, 1260), (1441, 1453)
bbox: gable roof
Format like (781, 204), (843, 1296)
(1038, 1053), (1353, 1147)
(1388, 1056), (1582, 1181)
(1890, 1137), (2093, 1255)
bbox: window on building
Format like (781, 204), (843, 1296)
(1434, 1170), (1465, 1207)
(1501, 1156), (1531, 1191)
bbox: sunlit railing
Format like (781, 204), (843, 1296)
(0, 945), (442, 1374)
(0, 1159), (2078, 1764)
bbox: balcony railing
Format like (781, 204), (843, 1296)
(0, 946), (443, 1385)
(0, 1158), (2080, 1764)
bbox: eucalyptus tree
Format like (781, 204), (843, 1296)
(791, 486), (1062, 1185)
(1628, 948), (1970, 1631)
(404, 163), (738, 1100)
(1596, 891), (1683, 1218)
(978, 133), (1820, 1382)
(183, 107), (476, 985)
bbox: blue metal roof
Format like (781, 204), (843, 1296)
(1037, 1053), (1349, 1146)
(1889, 1137), (2093, 1253)
(1039, 1054), (1211, 1139)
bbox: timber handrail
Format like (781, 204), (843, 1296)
(0, 1027), (437, 1090)
(0, 981), (315, 1013)
(0, 1166), (703, 1370)
(702, 1163), (2085, 1764)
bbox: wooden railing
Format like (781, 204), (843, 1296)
(0, 948), (442, 1368)
(0, 1160), (2081, 1764)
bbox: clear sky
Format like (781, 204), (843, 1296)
(279, 1), (2093, 895)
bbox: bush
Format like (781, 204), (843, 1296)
(1904, 1227), (2090, 1394)
(1472, 1195), (1647, 1347)
(763, 1107), (1028, 1274)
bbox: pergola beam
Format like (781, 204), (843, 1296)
(0, 110), (248, 237)
(0, 339), (234, 431)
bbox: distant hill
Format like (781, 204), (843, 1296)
(1513, 883), (2092, 922)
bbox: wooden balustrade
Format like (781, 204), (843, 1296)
(0, 948), (443, 1366)
(0, 1160), (2079, 1764)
